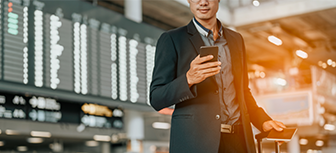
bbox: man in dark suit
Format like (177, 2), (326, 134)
(150, 0), (286, 152)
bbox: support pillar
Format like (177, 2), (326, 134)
(125, 0), (142, 23)
(125, 110), (144, 153)
(101, 142), (110, 153)
(287, 134), (300, 153)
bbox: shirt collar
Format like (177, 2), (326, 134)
(193, 17), (223, 38)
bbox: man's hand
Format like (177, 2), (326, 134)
(186, 55), (221, 87)
(262, 120), (286, 132)
(263, 120), (287, 145)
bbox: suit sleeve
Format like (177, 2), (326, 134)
(239, 34), (272, 131)
(150, 32), (196, 111)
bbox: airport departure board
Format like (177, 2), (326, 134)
(0, 91), (124, 129)
(0, 0), (162, 105)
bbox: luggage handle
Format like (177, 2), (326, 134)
(255, 132), (280, 153)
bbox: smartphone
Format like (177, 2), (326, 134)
(266, 128), (298, 141)
(200, 46), (218, 63)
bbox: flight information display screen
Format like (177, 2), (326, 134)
(0, 0), (163, 106)
(0, 91), (124, 129)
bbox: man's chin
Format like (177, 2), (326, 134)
(195, 16), (213, 21)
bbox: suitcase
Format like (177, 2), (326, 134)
(255, 132), (281, 153)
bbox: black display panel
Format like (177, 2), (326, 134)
(0, 0), (163, 106)
(0, 91), (124, 129)
(2, 0), (29, 83)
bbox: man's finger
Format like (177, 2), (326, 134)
(204, 70), (221, 78)
(271, 121), (284, 131)
(275, 121), (287, 129)
(197, 55), (214, 63)
(197, 61), (221, 70)
(200, 67), (221, 74)
(276, 141), (284, 146)
(197, 63), (221, 72)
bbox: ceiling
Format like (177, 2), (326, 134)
(236, 7), (336, 74)
(86, 0), (336, 76)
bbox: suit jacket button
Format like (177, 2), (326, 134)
(215, 115), (220, 120)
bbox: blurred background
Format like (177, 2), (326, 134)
(0, 0), (335, 152)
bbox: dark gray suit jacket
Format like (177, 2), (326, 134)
(150, 20), (271, 153)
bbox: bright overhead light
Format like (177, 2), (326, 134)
(289, 67), (299, 76)
(253, 0), (260, 7)
(93, 135), (111, 142)
(327, 59), (333, 65)
(296, 50), (308, 59)
(299, 138), (308, 145)
(6, 129), (20, 135)
(150, 145), (157, 152)
(152, 122), (171, 129)
(315, 140), (324, 147)
(17, 146), (28, 152)
(111, 134), (119, 143)
(31, 131), (51, 137)
(27, 137), (43, 144)
(260, 72), (266, 78)
(332, 61), (336, 67)
(275, 78), (287, 86)
(268, 36), (282, 46)
(85, 140), (99, 147)
(324, 124), (335, 131)
(318, 61), (323, 66)
(322, 63), (327, 69)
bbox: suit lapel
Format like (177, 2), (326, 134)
(223, 28), (242, 84)
(187, 21), (204, 55)
(187, 21), (218, 85)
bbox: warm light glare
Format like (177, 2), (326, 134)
(260, 72), (266, 78)
(275, 78), (287, 86)
(27, 137), (43, 143)
(324, 124), (335, 131)
(253, 0), (260, 6)
(315, 140), (324, 147)
(254, 71), (260, 77)
(6, 129), (19, 135)
(0, 141), (4, 146)
(296, 50), (308, 59)
(93, 135), (111, 142)
(289, 67), (299, 76)
(17, 146), (28, 152)
(150, 145), (157, 152)
(332, 61), (336, 68)
(268, 36), (282, 46)
(85, 141), (99, 147)
(112, 134), (120, 143)
(152, 122), (171, 129)
(30, 131), (51, 137)
(327, 59), (333, 65)
(299, 138), (308, 145)
(322, 63), (327, 69)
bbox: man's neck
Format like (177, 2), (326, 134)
(195, 17), (220, 40)
(195, 17), (217, 33)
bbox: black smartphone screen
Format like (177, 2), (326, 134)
(200, 46), (218, 63)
